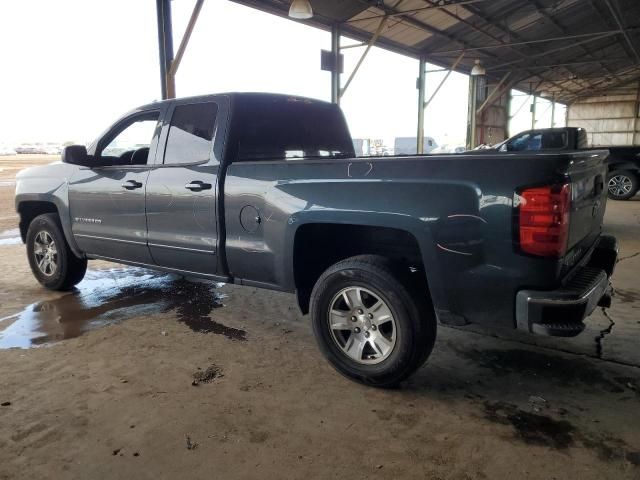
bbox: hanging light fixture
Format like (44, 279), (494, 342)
(288, 0), (313, 19)
(470, 59), (486, 76)
(470, 59), (487, 102)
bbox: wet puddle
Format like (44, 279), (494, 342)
(0, 267), (242, 349)
(0, 228), (21, 246)
(449, 345), (632, 393)
(483, 400), (640, 463)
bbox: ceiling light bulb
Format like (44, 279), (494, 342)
(470, 59), (486, 76)
(289, 0), (313, 19)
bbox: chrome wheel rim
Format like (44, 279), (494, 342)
(33, 231), (58, 277)
(608, 175), (633, 197)
(327, 286), (397, 365)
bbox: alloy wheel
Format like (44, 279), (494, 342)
(327, 286), (397, 364)
(608, 174), (633, 197)
(33, 231), (58, 277)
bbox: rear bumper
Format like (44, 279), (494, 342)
(515, 235), (618, 337)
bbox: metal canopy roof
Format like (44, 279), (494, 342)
(231, 0), (640, 104)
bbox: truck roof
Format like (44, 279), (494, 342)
(136, 92), (333, 111)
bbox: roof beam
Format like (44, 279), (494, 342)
(525, 0), (620, 83)
(604, 0), (640, 64)
(352, 0), (477, 51)
(565, 70), (640, 102)
(488, 58), (631, 72)
(428, 29), (640, 55)
(442, 0), (595, 95)
(487, 32), (617, 71)
(344, 0), (487, 24)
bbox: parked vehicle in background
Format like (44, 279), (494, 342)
(485, 127), (640, 201)
(15, 144), (41, 154)
(393, 136), (438, 155)
(431, 144), (466, 154)
(15, 93), (617, 387)
(351, 138), (393, 156)
(13, 144), (62, 155)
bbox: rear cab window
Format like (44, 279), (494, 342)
(231, 96), (354, 162)
(508, 131), (568, 152)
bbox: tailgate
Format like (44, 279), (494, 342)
(565, 150), (608, 261)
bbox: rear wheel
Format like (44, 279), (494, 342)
(310, 255), (436, 387)
(607, 170), (638, 200)
(26, 213), (87, 290)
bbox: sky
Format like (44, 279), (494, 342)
(0, 0), (561, 147)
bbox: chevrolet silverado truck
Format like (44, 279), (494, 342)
(486, 127), (640, 201)
(15, 93), (617, 387)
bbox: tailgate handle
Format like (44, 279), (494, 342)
(594, 174), (604, 196)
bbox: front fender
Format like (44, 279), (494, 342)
(15, 163), (82, 257)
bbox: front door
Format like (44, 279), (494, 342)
(145, 100), (221, 275)
(69, 111), (161, 264)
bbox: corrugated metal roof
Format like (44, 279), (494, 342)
(231, 0), (640, 103)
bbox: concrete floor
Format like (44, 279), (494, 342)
(0, 162), (638, 478)
(458, 198), (640, 369)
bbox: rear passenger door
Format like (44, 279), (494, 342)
(145, 99), (223, 275)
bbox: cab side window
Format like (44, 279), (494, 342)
(99, 112), (160, 166)
(163, 102), (218, 164)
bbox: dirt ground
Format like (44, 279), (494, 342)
(0, 156), (639, 479)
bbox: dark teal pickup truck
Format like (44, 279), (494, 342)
(15, 93), (617, 387)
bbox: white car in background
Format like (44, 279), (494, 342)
(431, 144), (466, 154)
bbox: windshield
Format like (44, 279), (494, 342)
(233, 97), (355, 161)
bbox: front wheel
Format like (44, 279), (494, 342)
(310, 255), (436, 387)
(26, 213), (87, 290)
(607, 170), (639, 200)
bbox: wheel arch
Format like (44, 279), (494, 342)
(288, 217), (445, 317)
(608, 162), (640, 174)
(16, 194), (83, 258)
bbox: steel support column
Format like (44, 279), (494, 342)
(331, 24), (340, 104)
(156, 0), (174, 100)
(340, 15), (388, 99)
(531, 95), (537, 129)
(167, 0), (204, 99)
(551, 97), (556, 127)
(506, 89), (513, 137)
(466, 75), (478, 149)
(416, 56), (426, 154)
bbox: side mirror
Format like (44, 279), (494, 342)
(61, 145), (92, 166)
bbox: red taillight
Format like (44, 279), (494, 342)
(518, 184), (571, 257)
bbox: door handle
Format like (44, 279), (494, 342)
(185, 181), (212, 191)
(121, 180), (143, 190)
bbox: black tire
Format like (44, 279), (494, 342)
(607, 170), (639, 201)
(310, 255), (436, 387)
(26, 213), (87, 290)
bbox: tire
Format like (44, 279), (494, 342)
(310, 255), (436, 387)
(26, 213), (87, 290)
(607, 170), (639, 201)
